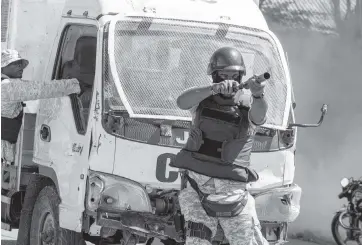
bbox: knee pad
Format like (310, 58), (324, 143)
(185, 221), (212, 242)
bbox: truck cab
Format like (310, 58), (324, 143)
(1, 0), (327, 244)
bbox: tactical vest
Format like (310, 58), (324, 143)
(1, 77), (25, 144)
(171, 95), (259, 183)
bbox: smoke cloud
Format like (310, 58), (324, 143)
(267, 14), (362, 241)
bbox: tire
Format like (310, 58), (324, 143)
(332, 212), (345, 245)
(29, 185), (86, 245)
(332, 211), (362, 245)
(16, 176), (53, 245)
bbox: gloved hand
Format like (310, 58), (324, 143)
(63, 77), (82, 95)
(211, 80), (240, 95)
(245, 77), (265, 97)
(185, 127), (203, 151)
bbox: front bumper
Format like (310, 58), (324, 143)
(95, 184), (301, 244)
(253, 184), (302, 223)
(96, 209), (184, 243)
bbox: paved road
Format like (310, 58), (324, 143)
(1, 230), (93, 245)
(2, 229), (322, 245)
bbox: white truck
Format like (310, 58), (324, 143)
(1, 0), (327, 244)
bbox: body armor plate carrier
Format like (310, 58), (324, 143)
(1, 77), (25, 144)
(171, 95), (259, 183)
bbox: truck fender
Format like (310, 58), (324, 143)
(37, 165), (60, 194)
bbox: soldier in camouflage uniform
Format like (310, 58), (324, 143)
(1, 49), (81, 165)
(171, 47), (269, 245)
(1, 49), (81, 245)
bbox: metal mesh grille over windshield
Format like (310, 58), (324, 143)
(108, 18), (290, 128)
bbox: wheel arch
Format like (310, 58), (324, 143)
(37, 165), (60, 195)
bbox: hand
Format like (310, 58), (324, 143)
(68, 78), (81, 94)
(212, 80), (240, 95)
(185, 127), (203, 151)
(245, 77), (265, 97)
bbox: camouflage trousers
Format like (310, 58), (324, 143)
(179, 187), (269, 245)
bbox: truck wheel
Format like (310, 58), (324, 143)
(29, 186), (86, 245)
(17, 176), (53, 245)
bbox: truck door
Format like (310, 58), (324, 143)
(34, 20), (103, 231)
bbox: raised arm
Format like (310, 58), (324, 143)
(1, 78), (81, 103)
(247, 79), (268, 125)
(176, 81), (238, 110)
(249, 96), (268, 125)
(176, 85), (213, 110)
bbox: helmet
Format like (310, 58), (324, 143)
(207, 47), (246, 75)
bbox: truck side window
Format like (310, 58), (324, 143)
(54, 24), (98, 134)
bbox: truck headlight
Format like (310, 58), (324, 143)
(87, 171), (152, 213)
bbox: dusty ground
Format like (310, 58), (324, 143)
(1, 229), (325, 245)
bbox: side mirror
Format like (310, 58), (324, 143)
(288, 104), (328, 128)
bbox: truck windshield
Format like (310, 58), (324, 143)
(102, 19), (293, 151)
(106, 18), (290, 129)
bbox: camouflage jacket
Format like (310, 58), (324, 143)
(1, 74), (81, 164)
